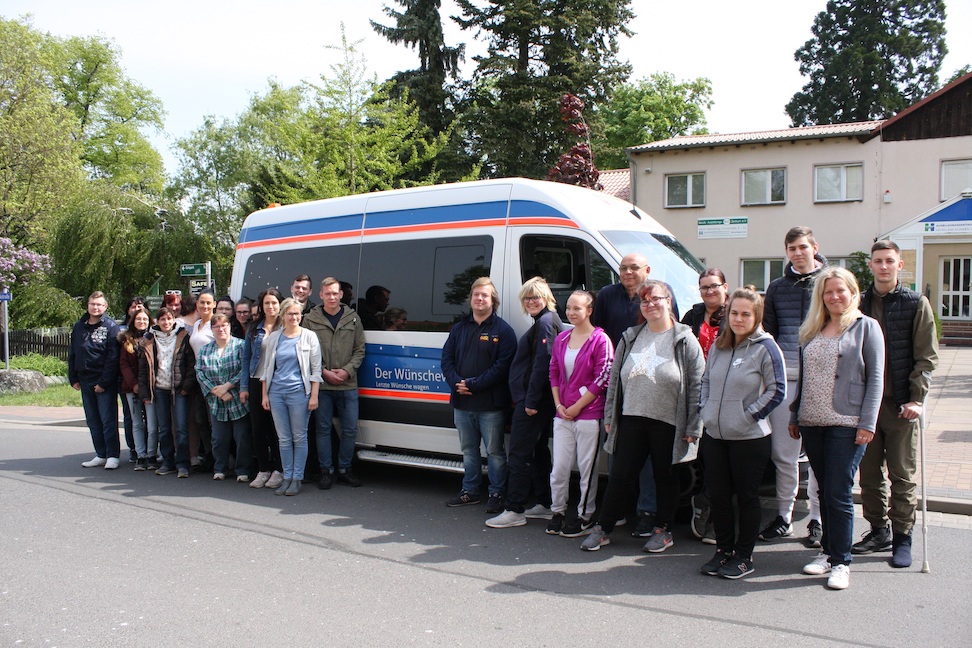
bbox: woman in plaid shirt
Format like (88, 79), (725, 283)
(195, 313), (253, 482)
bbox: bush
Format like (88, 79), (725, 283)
(8, 353), (68, 377)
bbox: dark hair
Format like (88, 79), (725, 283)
(871, 240), (901, 254)
(247, 287), (285, 339)
(699, 268), (726, 284)
(155, 306), (177, 321)
(784, 226), (816, 247)
(236, 297), (251, 309)
(124, 296), (145, 312)
(181, 294), (196, 316)
(292, 274), (312, 286)
(216, 295), (235, 309)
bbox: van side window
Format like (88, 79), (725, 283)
(242, 244), (361, 302)
(519, 235), (617, 317)
(358, 236), (492, 332)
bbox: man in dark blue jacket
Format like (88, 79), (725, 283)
(441, 277), (516, 513)
(69, 291), (122, 469)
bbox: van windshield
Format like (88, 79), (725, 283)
(601, 230), (705, 313)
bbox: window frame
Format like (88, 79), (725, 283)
(813, 162), (864, 203)
(741, 167), (786, 206)
(941, 158), (972, 201)
(664, 172), (706, 208)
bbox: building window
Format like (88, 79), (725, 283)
(814, 163), (863, 202)
(665, 173), (705, 208)
(741, 258), (784, 293)
(742, 168), (786, 205)
(942, 159), (972, 200)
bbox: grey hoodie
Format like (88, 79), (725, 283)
(700, 327), (786, 441)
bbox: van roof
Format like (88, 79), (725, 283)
(237, 177), (664, 250)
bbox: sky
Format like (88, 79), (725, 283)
(5, 0), (971, 177)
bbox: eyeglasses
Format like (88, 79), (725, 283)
(699, 283), (726, 293)
(522, 295), (542, 303)
(619, 264), (645, 273)
(165, 290), (182, 296)
(640, 296), (670, 306)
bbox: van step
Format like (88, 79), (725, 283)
(357, 449), (465, 474)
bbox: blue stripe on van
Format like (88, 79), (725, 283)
(237, 200), (574, 245)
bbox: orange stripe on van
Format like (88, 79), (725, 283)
(509, 217), (580, 228)
(365, 219), (508, 237)
(237, 229), (360, 250)
(359, 388), (451, 402)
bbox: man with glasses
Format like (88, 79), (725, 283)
(303, 277), (366, 488)
(70, 291), (122, 470)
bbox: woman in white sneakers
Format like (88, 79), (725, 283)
(547, 290), (613, 537)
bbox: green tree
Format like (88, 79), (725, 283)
(593, 73), (712, 169)
(47, 34), (166, 192)
(0, 18), (84, 248)
(786, 0), (947, 126)
(455, 0), (633, 178)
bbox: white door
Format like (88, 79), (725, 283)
(940, 256), (972, 320)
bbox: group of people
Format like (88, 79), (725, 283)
(68, 226), (937, 590)
(69, 275), (366, 497)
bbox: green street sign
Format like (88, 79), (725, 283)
(180, 263), (207, 277)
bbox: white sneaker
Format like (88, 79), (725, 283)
(250, 471), (271, 488)
(523, 504), (554, 520)
(213, 472), (226, 480)
(82, 456), (106, 468)
(104, 457), (120, 470)
(827, 564), (850, 590)
(265, 471), (284, 489)
(486, 510), (527, 528)
(236, 474), (249, 483)
(803, 552), (832, 575)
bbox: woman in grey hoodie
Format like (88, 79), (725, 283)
(699, 288), (786, 579)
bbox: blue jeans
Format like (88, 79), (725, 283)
(80, 381), (120, 459)
(637, 460), (657, 514)
(211, 414), (253, 477)
(454, 409), (507, 497)
(155, 388), (190, 470)
(316, 389), (359, 473)
(125, 393), (157, 461)
(801, 425), (867, 566)
(269, 388), (311, 480)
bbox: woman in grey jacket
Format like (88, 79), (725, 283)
(699, 288), (786, 579)
(789, 268), (885, 591)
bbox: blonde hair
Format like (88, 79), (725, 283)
(278, 298), (302, 318)
(799, 267), (860, 344)
(518, 277), (557, 313)
(470, 277), (499, 311)
(714, 288), (763, 350)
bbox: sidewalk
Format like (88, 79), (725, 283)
(3, 348), (971, 511)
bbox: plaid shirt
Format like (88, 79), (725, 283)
(195, 337), (248, 422)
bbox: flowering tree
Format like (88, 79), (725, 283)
(546, 94), (603, 191)
(0, 238), (51, 293)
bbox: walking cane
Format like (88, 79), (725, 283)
(919, 410), (930, 573)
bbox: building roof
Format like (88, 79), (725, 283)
(627, 121), (884, 153)
(597, 168), (631, 201)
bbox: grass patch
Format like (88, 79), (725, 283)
(0, 383), (83, 407)
(8, 353), (69, 377)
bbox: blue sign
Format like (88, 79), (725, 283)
(0, 291), (11, 301)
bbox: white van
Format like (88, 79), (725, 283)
(231, 178), (704, 473)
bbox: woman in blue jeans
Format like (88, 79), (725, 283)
(260, 298), (322, 496)
(138, 307), (195, 478)
(789, 267), (885, 590)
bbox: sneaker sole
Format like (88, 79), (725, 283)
(446, 501), (481, 507)
(720, 568), (755, 580)
(644, 542), (674, 553)
(485, 519), (527, 529)
(559, 528), (593, 538)
(580, 539), (609, 551)
(545, 528), (563, 536)
(851, 544), (891, 554)
(758, 531), (793, 542)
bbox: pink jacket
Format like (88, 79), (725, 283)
(549, 327), (614, 420)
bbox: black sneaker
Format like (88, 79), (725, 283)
(719, 556), (755, 580)
(805, 519), (823, 548)
(631, 511), (656, 538)
(317, 471), (333, 490)
(446, 490), (481, 507)
(485, 493), (504, 514)
(690, 493), (710, 539)
(546, 513), (565, 535)
(560, 517), (595, 538)
(336, 470), (361, 487)
(758, 515), (793, 541)
(155, 465), (176, 476)
(701, 549), (732, 576)
(851, 524), (892, 554)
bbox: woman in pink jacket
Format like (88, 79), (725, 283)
(547, 290), (614, 537)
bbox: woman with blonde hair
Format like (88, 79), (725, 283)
(789, 267), (884, 590)
(486, 277), (563, 528)
(699, 288), (785, 579)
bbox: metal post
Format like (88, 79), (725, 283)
(919, 410), (930, 573)
(3, 300), (9, 370)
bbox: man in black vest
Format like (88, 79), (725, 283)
(853, 240), (939, 568)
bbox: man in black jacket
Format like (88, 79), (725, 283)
(853, 240), (939, 568)
(69, 291), (122, 470)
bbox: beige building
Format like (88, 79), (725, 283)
(626, 73), (972, 322)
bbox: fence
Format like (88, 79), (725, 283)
(6, 328), (72, 361)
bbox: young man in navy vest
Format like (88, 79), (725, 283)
(853, 240), (938, 568)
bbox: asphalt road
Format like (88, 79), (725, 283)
(2, 420), (970, 647)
